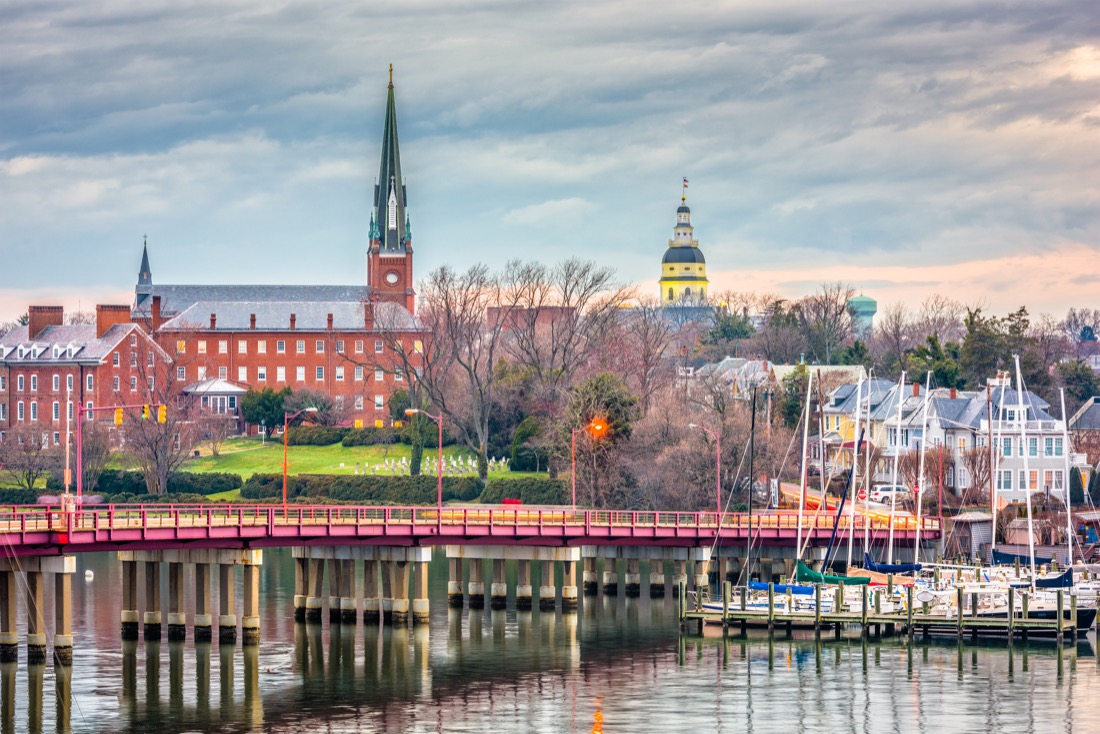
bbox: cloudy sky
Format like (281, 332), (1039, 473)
(1, 0), (1097, 323)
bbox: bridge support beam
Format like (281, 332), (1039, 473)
(540, 561), (556, 611)
(363, 559), (380, 624)
(54, 567), (72, 665)
(672, 560), (687, 598)
(490, 559), (507, 610)
(293, 557), (308, 622)
(25, 571), (46, 664)
(242, 564), (260, 645)
(624, 559), (641, 597)
(389, 562), (410, 625)
(583, 557), (598, 596)
(562, 560), (578, 611)
(695, 561), (711, 597)
(121, 560), (139, 640)
(602, 560), (618, 596)
(468, 560), (485, 609)
(581, 547), (711, 598)
(167, 562), (185, 642)
(340, 560), (356, 625)
(195, 563), (212, 642)
(328, 559), (343, 624)
(306, 559), (324, 623)
(0, 570), (16, 662)
(144, 561), (162, 641)
(650, 561), (666, 598)
(516, 561), (532, 610)
(219, 564), (237, 645)
(413, 562), (430, 626)
(447, 558), (463, 608)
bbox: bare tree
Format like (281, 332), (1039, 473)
(1062, 307), (1100, 359)
(64, 310), (96, 326)
(914, 294), (964, 343)
(614, 297), (674, 415)
(79, 422), (112, 492)
(959, 447), (992, 506)
(195, 411), (235, 457)
(798, 282), (856, 364)
(750, 295), (806, 364)
(872, 302), (913, 375)
(0, 424), (61, 490)
(283, 388), (351, 427)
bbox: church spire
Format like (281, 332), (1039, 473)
(136, 235), (153, 300)
(373, 65), (406, 252)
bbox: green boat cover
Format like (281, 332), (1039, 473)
(795, 560), (871, 586)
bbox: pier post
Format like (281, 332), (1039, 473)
(194, 563), (212, 642)
(767, 583), (775, 634)
(26, 571), (47, 663)
(305, 559), (324, 623)
(956, 586), (964, 640)
(861, 585), (869, 640)
(562, 560), (578, 611)
(490, 559), (507, 610)
(583, 557), (598, 596)
(516, 560), (533, 610)
(53, 565), (73, 665)
(363, 559), (380, 624)
(242, 563), (260, 645)
(602, 559), (618, 596)
(448, 558), (464, 608)
(391, 562), (410, 625)
(814, 584), (822, 636)
(1008, 587), (1015, 639)
(1057, 590), (1064, 643)
(340, 560), (356, 625)
(1022, 592), (1030, 643)
(624, 559), (641, 597)
(328, 559), (343, 624)
(906, 586), (914, 639)
(468, 560), (485, 609)
(723, 581), (731, 635)
(0, 571), (16, 662)
(540, 561), (557, 611)
(293, 556), (309, 622)
(121, 559), (139, 640)
(649, 560), (666, 598)
(834, 586), (843, 640)
(167, 562), (186, 642)
(413, 561), (430, 625)
(219, 564), (237, 645)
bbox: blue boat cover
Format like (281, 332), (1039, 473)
(864, 553), (922, 574)
(992, 548), (1052, 566)
(749, 581), (814, 595)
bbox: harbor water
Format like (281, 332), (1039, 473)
(3, 548), (1099, 733)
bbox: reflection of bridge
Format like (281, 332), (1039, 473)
(0, 503), (941, 673)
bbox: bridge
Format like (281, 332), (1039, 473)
(0, 502), (942, 668)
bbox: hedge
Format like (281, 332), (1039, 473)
(46, 470), (242, 496)
(240, 473), (483, 503)
(0, 488), (44, 505)
(341, 427), (401, 446)
(480, 477), (568, 505)
(285, 426), (351, 446)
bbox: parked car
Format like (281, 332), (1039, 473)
(869, 484), (910, 504)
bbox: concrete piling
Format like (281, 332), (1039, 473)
(490, 559), (508, 610)
(242, 564), (260, 645)
(413, 561), (430, 625)
(194, 563), (212, 642)
(0, 571), (18, 662)
(562, 560), (578, 612)
(293, 557), (309, 622)
(602, 559), (619, 596)
(25, 571), (46, 663)
(539, 561), (556, 611)
(516, 560), (533, 610)
(624, 559), (641, 597)
(144, 561), (162, 641)
(53, 568), (73, 665)
(583, 557), (598, 596)
(218, 564), (237, 645)
(167, 562), (186, 642)
(120, 559), (139, 640)
(363, 559), (380, 624)
(468, 560), (485, 609)
(447, 557), (464, 608)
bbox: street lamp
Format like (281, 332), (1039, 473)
(283, 407), (318, 509)
(571, 417), (608, 510)
(689, 423), (722, 518)
(405, 408), (444, 517)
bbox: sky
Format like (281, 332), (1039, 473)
(1, 0), (1097, 324)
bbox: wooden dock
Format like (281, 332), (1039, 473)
(678, 581), (1080, 643)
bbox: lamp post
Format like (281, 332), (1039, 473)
(689, 423), (722, 518)
(571, 418), (608, 510)
(283, 407), (318, 510)
(405, 408), (444, 516)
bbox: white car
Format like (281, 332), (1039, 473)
(869, 484), (910, 504)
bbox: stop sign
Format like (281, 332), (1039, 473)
(856, 488), (867, 501)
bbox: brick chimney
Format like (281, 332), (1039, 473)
(95, 305), (131, 338)
(28, 306), (64, 340)
(249, 313), (256, 330)
(364, 303), (374, 330)
(209, 313), (217, 329)
(912, 382), (920, 397)
(289, 313), (296, 330)
(150, 295), (163, 331)
(327, 312), (334, 331)
(950, 387), (957, 399)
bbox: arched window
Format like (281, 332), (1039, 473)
(668, 288), (674, 301)
(684, 288), (691, 297)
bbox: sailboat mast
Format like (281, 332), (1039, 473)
(914, 372), (932, 564)
(746, 385), (757, 582)
(847, 378), (863, 568)
(887, 372), (906, 564)
(1060, 388), (1073, 567)
(796, 370), (814, 558)
(1014, 355), (1037, 584)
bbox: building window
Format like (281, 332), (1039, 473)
(276, 340), (285, 354)
(354, 366), (364, 381)
(374, 340), (383, 354)
(17, 375), (24, 391)
(374, 395), (384, 410)
(354, 396), (364, 410)
(177, 366), (186, 381)
(177, 340), (186, 354)
(355, 340), (364, 354)
(66, 375), (73, 391)
(17, 402), (24, 421)
(86, 374), (93, 392)
(257, 340), (266, 354)
(0, 404), (5, 421)
(257, 366), (267, 382)
(335, 366), (345, 381)
(52, 375), (59, 391)
(113, 376), (120, 392)
(335, 340), (345, 354)
(218, 340), (227, 354)
(198, 341), (207, 354)
(296, 340), (305, 354)
(30, 375), (37, 392)
(198, 366), (207, 380)
(395, 368), (404, 383)
(67, 402), (73, 421)
(30, 402), (37, 421)
(130, 377), (137, 391)
(296, 367), (305, 382)
(1027, 437), (1038, 457)
(0, 375), (5, 391)
(130, 353), (137, 367)
(315, 366), (324, 381)
(218, 367), (227, 380)
(85, 401), (93, 420)
(315, 340), (325, 354)
(53, 432), (60, 446)
(414, 340), (423, 354)
(375, 369), (384, 382)
(276, 366), (286, 382)
(52, 402), (59, 421)
(238, 341), (247, 354)
(1001, 437), (1012, 458)
(238, 366), (247, 382)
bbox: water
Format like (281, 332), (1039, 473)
(4, 549), (1100, 733)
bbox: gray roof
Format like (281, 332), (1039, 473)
(183, 378), (248, 395)
(0, 323), (144, 364)
(159, 300), (421, 332)
(134, 285), (371, 318)
(1069, 396), (1100, 431)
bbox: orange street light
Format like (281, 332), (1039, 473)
(572, 416), (609, 510)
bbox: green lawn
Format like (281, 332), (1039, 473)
(181, 436), (536, 480)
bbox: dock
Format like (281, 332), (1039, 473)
(679, 581), (1081, 643)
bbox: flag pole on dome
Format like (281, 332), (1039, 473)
(682, 177), (688, 202)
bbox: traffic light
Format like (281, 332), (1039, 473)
(114, 408), (124, 425)
(142, 405), (150, 420)
(157, 405), (167, 423)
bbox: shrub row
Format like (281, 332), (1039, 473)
(341, 427), (402, 446)
(46, 471), (242, 496)
(285, 426), (350, 446)
(480, 477), (568, 505)
(0, 488), (43, 505)
(240, 473), (484, 504)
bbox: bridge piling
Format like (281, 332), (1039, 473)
(413, 562), (430, 625)
(25, 571), (46, 663)
(0, 571), (17, 662)
(672, 560), (687, 598)
(305, 559), (324, 623)
(121, 559), (139, 640)
(562, 560), (578, 611)
(143, 561), (162, 641)
(602, 559), (619, 596)
(194, 563), (212, 642)
(293, 557), (308, 622)
(363, 559), (380, 624)
(340, 560), (356, 625)
(328, 559), (343, 624)
(390, 562), (411, 625)
(167, 562), (186, 642)
(649, 560), (666, 598)
(242, 564), (260, 645)
(516, 560), (533, 610)
(539, 561), (556, 611)
(582, 557), (598, 596)
(467, 560), (485, 609)
(490, 559), (507, 610)
(624, 559), (641, 597)
(218, 564), (237, 645)
(447, 558), (464, 608)
(53, 568), (72, 665)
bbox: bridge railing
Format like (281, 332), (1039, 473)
(0, 503), (942, 538)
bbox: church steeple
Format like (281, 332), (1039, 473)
(373, 65), (406, 252)
(136, 235), (153, 301)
